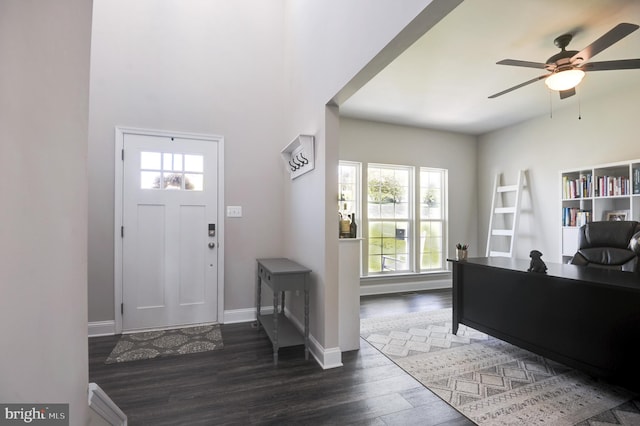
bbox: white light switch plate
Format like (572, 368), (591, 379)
(227, 206), (242, 217)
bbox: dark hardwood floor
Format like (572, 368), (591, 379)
(359, 289), (452, 319)
(89, 289), (472, 425)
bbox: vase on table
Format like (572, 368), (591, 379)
(456, 249), (468, 261)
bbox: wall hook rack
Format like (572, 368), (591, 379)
(281, 135), (315, 180)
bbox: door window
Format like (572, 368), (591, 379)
(140, 151), (204, 191)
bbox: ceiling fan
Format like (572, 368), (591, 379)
(489, 22), (640, 99)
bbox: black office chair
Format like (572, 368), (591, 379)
(570, 220), (640, 272)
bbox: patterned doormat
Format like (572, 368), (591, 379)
(361, 309), (640, 425)
(105, 324), (223, 364)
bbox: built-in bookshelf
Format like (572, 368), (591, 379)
(561, 159), (640, 262)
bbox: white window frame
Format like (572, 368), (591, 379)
(356, 163), (447, 277)
(339, 160), (448, 278)
(366, 163), (414, 275)
(338, 161), (362, 237)
(417, 167), (448, 272)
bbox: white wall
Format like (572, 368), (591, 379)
(281, 0), (458, 365)
(339, 117), (478, 271)
(0, 1), (93, 424)
(87, 0), (462, 367)
(477, 84), (640, 262)
(88, 0), (287, 322)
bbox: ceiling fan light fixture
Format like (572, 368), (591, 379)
(544, 68), (585, 91)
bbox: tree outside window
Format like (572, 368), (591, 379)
(367, 165), (411, 273)
(339, 161), (447, 276)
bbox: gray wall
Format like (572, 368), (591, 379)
(88, 0), (288, 322)
(339, 117), (478, 266)
(477, 84), (640, 262)
(88, 0), (443, 366)
(280, 0), (450, 360)
(0, 0), (93, 422)
(339, 85), (640, 270)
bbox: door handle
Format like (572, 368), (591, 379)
(208, 242), (215, 249)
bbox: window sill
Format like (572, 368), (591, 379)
(359, 271), (451, 296)
(361, 270), (450, 282)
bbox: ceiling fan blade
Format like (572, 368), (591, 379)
(488, 74), (549, 99)
(571, 23), (640, 64)
(581, 59), (640, 71)
(559, 88), (576, 99)
(496, 59), (547, 69)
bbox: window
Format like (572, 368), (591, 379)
(367, 164), (412, 273)
(338, 161), (361, 236)
(337, 161), (447, 276)
(140, 151), (204, 191)
(419, 168), (447, 271)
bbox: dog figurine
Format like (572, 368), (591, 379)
(527, 250), (547, 273)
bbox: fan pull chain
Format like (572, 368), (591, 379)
(578, 91), (582, 120)
(549, 90), (553, 118)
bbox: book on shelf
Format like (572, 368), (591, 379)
(562, 207), (591, 227)
(562, 173), (591, 199)
(594, 175), (630, 197)
(634, 168), (640, 195)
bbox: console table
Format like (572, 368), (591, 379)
(255, 258), (311, 364)
(449, 257), (640, 390)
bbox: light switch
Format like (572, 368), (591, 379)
(227, 206), (242, 218)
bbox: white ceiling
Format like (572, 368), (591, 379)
(340, 0), (640, 135)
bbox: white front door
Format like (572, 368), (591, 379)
(120, 132), (221, 331)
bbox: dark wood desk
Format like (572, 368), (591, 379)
(449, 257), (640, 390)
(256, 258), (311, 364)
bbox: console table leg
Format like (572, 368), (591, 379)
(255, 272), (262, 330)
(304, 288), (309, 361)
(273, 291), (279, 365)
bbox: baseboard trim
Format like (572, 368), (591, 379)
(360, 278), (451, 296)
(224, 306), (342, 368)
(284, 308), (343, 369)
(92, 306), (346, 368)
(88, 320), (116, 337)
(90, 308), (274, 336)
(93, 284), (449, 336)
(310, 337), (343, 370)
(223, 306), (274, 324)
(89, 382), (127, 425)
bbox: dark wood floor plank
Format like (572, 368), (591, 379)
(260, 393), (414, 425)
(89, 289), (463, 425)
(359, 289), (452, 319)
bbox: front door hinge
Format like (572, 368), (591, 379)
(121, 149), (124, 161)
(121, 303), (124, 315)
(121, 226), (124, 238)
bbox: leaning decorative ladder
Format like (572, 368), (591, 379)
(486, 170), (525, 257)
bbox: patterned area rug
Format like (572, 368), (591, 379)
(361, 309), (640, 425)
(105, 324), (223, 364)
